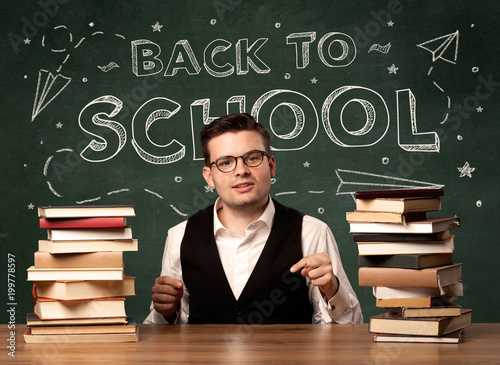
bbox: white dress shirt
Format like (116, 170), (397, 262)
(144, 197), (363, 324)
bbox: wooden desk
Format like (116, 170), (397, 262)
(4, 324), (500, 364)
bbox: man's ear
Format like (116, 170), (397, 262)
(268, 155), (277, 179)
(202, 166), (215, 188)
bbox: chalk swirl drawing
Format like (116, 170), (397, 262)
(98, 62), (120, 72)
(368, 42), (391, 54)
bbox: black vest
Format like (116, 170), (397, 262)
(180, 199), (313, 324)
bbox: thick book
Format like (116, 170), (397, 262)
(27, 266), (124, 281)
(23, 326), (138, 343)
(47, 227), (133, 241)
(349, 217), (460, 234)
(356, 236), (455, 256)
(34, 251), (123, 269)
(30, 317), (137, 335)
(352, 231), (450, 242)
(389, 305), (462, 318)
(27, 313), (128, 326)
(346, 211), (427, 224)
(34, 297), (126, 320)
(34, 277), (136, 300)
(373, 329), (464, 343)
(38, 205), (135, 218)
(40, 217), (128, 229)
(355, 188), (444, 199)
(358, 253), (454, 269)
(368, 309), (472, 336)
(358, 264), (462, 289)
(355, 197), (441, 213)
(38, 239), (138, 253)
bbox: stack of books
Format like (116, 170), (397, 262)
(24, 205), (139, 343)
(346, 189), (472, 344)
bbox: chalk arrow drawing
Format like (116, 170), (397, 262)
(417, 31), (459, 64)
(335, 169), (444, 198)
(32, 69), (72, 121)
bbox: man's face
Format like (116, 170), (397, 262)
(202, 130), (276, 214)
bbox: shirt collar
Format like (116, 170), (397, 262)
(213, 196), (275, 233)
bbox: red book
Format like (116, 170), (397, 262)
(40, 217), (127, 229)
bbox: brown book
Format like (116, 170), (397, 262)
(34, 297), (126, 320)
(355, 197), (441, 213)
(373, 329), (464, 343)
(389, 305), (462, 318)
(30, 317), (137, 335)
(34, 251), (123, 269)
(369, 309), (472, 336)
(34, 277), (136, 300)
(355, 188), (444, 199)
(23, 326), (139, 343)
(358, 264), (462, 288)
(26, 313), (127, 326)
(346, 211), (427, 224)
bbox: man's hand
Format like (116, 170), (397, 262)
(151, 276), (184, 321)
(290, 253), (339, 301)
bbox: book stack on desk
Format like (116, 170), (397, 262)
(346, 189), (472, 343)
(24, 205), (139, 343)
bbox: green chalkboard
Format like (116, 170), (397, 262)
(1, 0), (500, 325)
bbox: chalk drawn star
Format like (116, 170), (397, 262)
(311, 77), (318, 84)
(387, 64), (399, 74)
(56, 122), (63, 128)
(152, 21), (163, 32)
(303, 161), (311, 168)
(27, 203), (35, 209)
(457, 162), (475, 178)
(476, 106), (483, 112)
(387, 20), (394, 27)
(24, 38), (31, 45)
(204, 185), (215, 193)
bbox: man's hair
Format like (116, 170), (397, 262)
(200, 113), (271, 165)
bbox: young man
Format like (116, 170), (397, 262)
(144, 113), (362, 324)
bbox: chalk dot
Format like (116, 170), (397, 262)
(318, 207), (324, 214)
(382, 157), (390, 165)
(24, 75), (28, 79)
(476, 200), (482, 207)
(471, 24), (475, 28)
(472, 67), (479, 73)
(89, 22), (95, 27)
(275, 23), (281, 28)
(271, 178), (276, 184)
(284, 73), (291, 79)
(457, 135), (463, 141)
(210, 19), (217, 25)
(174, 176), (182, 183)
(82, 78), (88, 82)
(24, 164), (27, 167)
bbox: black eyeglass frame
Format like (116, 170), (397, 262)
(209, 150), (270, 173)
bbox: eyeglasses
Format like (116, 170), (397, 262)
(209, 150), (269, 173)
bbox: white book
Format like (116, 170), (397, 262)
(373, 282), (463, 299)
(27, 266), (124, 281)
(357, 236), (454, 255)
(47, 227), (133, 241)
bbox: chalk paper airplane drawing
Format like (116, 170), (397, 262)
(335, 169), (444, 197)
(417, 31), (459, 64)
(32, 69), (72, 121)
